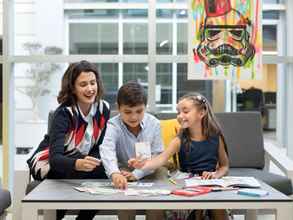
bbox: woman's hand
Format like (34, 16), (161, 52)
(75, 156), (101, 172)
(128, 157), (148, 169)
(201, 171), (218, 179)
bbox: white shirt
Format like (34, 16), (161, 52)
(77, 103), (97, 155)
(100, 113), (164, 180)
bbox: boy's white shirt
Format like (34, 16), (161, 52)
(100, 113), (163, 180)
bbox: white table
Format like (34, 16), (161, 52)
(22, 179), (293, 220)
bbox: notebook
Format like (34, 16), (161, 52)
(185, 176), (261, 188)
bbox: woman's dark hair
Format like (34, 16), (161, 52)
(117, 81), (147, 107)
(178, 92), (228, 155)
(57, 60), (104, 106)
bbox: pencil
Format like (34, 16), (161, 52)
(169, 178), (177, 185)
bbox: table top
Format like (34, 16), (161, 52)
(22, 179), (292, 203)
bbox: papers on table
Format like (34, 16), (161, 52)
(185, 176), (261, 188)
(74, 186), (120, 195)
(80, 181), (153, 188)
(168, 170), (193, 180)
(74, 181), (158, 196)
(125, 189), (171, 196)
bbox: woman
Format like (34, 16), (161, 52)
(29, 60), (110, 220)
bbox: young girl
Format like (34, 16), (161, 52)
(29, 60), (110, 220)
(129, 93), (229, 220)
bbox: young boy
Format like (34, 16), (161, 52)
(100, 81), (165, 220)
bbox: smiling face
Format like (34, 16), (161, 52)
(74, 71), (98, 114)
(118, 104), (146, 131)
(176, 98), (205, 129)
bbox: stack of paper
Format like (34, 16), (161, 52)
(125, 189), (171, 196)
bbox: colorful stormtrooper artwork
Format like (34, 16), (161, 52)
(188, 0), (262, 79)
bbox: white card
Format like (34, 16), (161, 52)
(135, 142), (151, 160)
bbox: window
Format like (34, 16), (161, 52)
(263, 25), (277, 52)
(123, 23), (148, 54)
(177, 23), (187, 54)
(123, 63), (148, 83)
(156, 63), (172, 110)
(97, 63), (118, 109)
(156, 23), (172, 55)
(69, 23), (119, 54)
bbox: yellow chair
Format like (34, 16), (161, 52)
(160, 119), (180, 170)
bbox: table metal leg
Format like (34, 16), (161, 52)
(245, 210), (257, 220)
(22, 203), (38, 220)
(276, 204), (293, 220)
(43, 210), (56, 220)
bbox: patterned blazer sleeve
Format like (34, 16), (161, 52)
(49, 108), (80, 177)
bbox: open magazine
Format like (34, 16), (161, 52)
(185, 176), (261, 188)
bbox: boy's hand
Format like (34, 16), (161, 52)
(111, 173), (128, 189)
(128, 157), (147, 169)
(75, 156), (100, 172)
(201, 171), (217, 179)
(121, 170), (137, 182)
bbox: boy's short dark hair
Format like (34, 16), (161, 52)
(117, 81), (147, 107)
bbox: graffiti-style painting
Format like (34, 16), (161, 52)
(188, 0), (262, 80)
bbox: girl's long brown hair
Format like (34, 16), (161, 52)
(178, 93), (228, 155)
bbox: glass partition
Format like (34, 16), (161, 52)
(97, 63), (118, 109)
(14, 62), (118, 154)
(65, 0), (148, 2)
(14, 62), (64, 154)
(177, 23), (187, 54)
(237, 64), (277, 130)
(156, 23), (172, 55)
(156, 63), (172, 111)
(123, 63), (148, 83)
(123, 23), (148, 54)
(69, 23), (119, 54)
(263, 25), (277, 52)
(155, 63), (214, 112)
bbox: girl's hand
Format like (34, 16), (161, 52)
(75, 156), (100, 172)
(201, 171), (217, 179)
(128, 157), (148, 169)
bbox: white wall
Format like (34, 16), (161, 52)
(35, 0), (64, 49)
(14, 0), (65, 149)
(0, 0), (3, 35)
